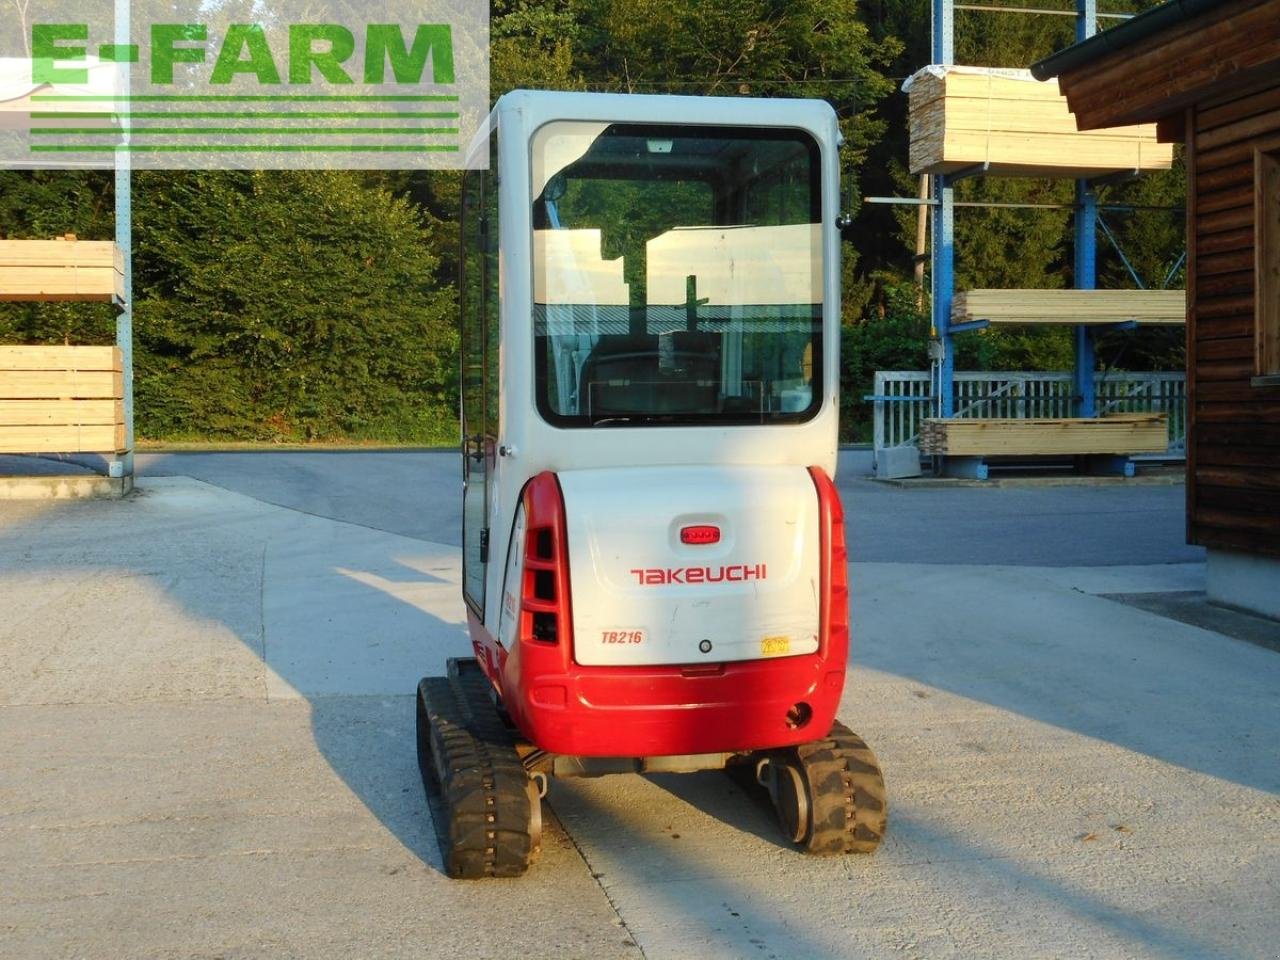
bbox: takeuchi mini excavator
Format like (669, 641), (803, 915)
(416, 90), (886, 878)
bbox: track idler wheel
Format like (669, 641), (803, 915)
(415, 659), (542, 879)
(756, 721), (887, 856)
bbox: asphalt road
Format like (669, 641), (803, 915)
(137, 450), (1203, 567)
(138, 450), (461, 544)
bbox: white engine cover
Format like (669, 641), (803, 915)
(558, 465), (821, 667)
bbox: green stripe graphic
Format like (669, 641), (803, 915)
(30, 144), (461, 153)
(30, 128), (460, 136)
(30, 95), (460, 102)
(31, 111), (459, 120)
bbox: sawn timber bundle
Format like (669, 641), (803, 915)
(918, 414), (1168, 457)
(0, 345), (126, 453)
(0, 238), (125, 302)
(953, 289), (1186, 326)
(906, 66), (1175, 178)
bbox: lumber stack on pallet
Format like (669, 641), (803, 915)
(0, 345), (125, 453)
(0, 58), (118, 130)
(0, 238), (125, 302)
(906, 66), (1175, 178)
(918, 414), (1168, 456)
(953, 289), (1186, 326)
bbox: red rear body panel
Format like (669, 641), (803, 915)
(470, 467), (849, 757)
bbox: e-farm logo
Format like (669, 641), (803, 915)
(31, 23), (456, 88)
(1, 1), (488, 170)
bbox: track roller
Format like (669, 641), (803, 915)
(756, 721), (886, 856)
(416, 658), (542, 879)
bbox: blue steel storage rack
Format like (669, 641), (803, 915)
(929, 0), (1109, 423)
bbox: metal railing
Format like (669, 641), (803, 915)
(871, 370), (1187, 455)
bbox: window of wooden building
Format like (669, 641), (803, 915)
(1259, 146), (1280, 381)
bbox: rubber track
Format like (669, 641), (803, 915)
(416, 659), (538, 879)
(793, 720), (887, 855)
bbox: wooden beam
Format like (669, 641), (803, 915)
(0, 370), (123, 400)
(0, 399), (121, 426)
(0, 345), (122, 372)
(952, 289), (1186, 326)
(1198, 82), (1280, 135)
(0, 423), (126, 454)
(919, 415), (1168, 456)
(0, 239), (125, 303)
(908, 68), (1174, 177)
(0, 346), (125, 451)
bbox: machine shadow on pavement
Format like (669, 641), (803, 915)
(641, 769), (796, 852)
(0, 488), (464, 878)
(259, 550), (468, 877)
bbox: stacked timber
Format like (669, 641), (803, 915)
(953, 289), (1186, 326)
(0, 345), (125, 453)
(0, 237), (124, 302)
(0, 56), (118, 131)
(906, 66), (1174, 178)
(918, 414), (1168, 456)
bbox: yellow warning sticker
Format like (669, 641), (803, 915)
(760, 635), (792, 657)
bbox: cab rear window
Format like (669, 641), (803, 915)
(531, 122), (822, 427)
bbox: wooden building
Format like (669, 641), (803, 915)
(1035, 0), (1280, 619)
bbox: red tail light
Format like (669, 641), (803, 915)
(808, 466), (849, 663)
(680, 524), (721, 545)
(520, 472), (574, 647)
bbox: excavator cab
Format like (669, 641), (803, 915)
(417, 90), (885, 878)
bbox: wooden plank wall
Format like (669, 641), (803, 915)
(1190, 79), (1280, 557)
(1058, 0), (1280, 132)
(0, 346), (126, 453)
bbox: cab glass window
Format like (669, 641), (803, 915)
(531, 122), (823, 427)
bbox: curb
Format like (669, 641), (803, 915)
(0, 474), (134, 500)
(866, 472), (1185, 489)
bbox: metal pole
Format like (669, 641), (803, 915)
(1075, 0), (1097, 39)
(933, 0), (954, 65)
(914, 175), (929, 307)
(931, 0), (955, 419)
(932, 178), (956, 419)
(112, 0), (134, 480)
(1073, 0), (1098, 418)
(1074, 183), (1097, 416)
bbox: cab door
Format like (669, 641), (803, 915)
(460, 166), (497, 616)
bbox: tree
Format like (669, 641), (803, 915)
(132, 170), (457, 440)
(0, 171), (117, 347)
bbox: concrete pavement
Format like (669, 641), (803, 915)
(0, 476), (1275, 959)
(0, 480), (633, 959)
